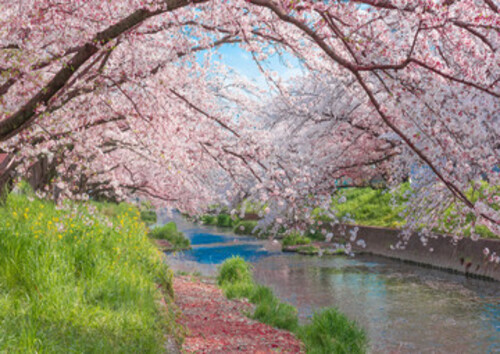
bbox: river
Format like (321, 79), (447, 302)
(164, 215), (500, 353)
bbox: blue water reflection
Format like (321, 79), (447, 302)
(176, 243), (278, 264)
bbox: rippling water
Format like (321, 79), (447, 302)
(165, 216), (500, 353)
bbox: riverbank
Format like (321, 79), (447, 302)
(165, 218), (500, 352)
(174, 275), (303, 352)
(283, 224), (500, 281)
(0, 190), (178, 352)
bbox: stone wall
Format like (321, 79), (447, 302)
(333, 225), (500, 281)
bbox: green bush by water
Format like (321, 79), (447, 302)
(217, 257), (367, 353)
(282, 232), (311, 248)
(201, 213), (239, 227)
(217, 213), (237, 227)
(201, 214), (217, 225)
(298, 308), (368, 354)
(233, 220), (258, 235)
(217, 256), (253, 286)
(148, 222), (190, 249)
(0, 192), (175, 352)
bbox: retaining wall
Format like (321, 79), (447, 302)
(332, 225), (500, 281)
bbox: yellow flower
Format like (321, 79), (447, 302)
(58, 234), (62, 240)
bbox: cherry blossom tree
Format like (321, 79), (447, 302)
(0, 0), (498, 238)
(243, 0), (499, 237)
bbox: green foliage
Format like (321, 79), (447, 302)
(332, 184), (410, 228)
(321, 182), (498, 238)
(296, 245), (321, 255)
(217, 256), (253, 286)
(140, 210), (157, 225)
(298, 308), (368, 354)
(282, 232), (311, 248)
(217, 258), (366, 352)
(436, 182), (499, 238)
(148, 222), (190, 249)
(201, 214), (217, 225)
(217, 258), (297, 332)
(223, 281), (255, 300)
(216, 213), (238, 227)
(0, 193), (174, 352)
(200, 212), (239, 228)
(202, 213), (240, 228)
(252, 297), (299, 332)
(233, 220), (259, 235)
(249, 284), (274, 304)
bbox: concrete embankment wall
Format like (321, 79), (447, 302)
(332, 225), (500, 281)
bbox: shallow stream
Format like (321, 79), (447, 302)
(165, 216), (500, 353)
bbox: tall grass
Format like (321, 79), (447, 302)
(201, 213), (239, 227)
(233, 220), (258, 235)
(299, 308), (367, 354)
(0, 192), (175, 352)
(217, 257), (368, 353)
(282, 232), (311, 248)
(149, 222), (190, 250)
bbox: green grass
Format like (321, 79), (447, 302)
(217, 256), (253, 286)
(200, 214), (217, 225)
(217, 257), (367, 353)
(282, 232), (311, 248)
(148, 222), (190, 250)
(201, 213), (239, 228)
(434, 181), (498, 238)
(0, 192), (176, 352)
(313, 182), (498, 239)
(330, 184), (410, 228)
(140, 210), (157, 225)
(298, 308), (368, 354)
(233, 220), (259, 235)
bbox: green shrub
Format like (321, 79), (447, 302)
(223, 281), (255, 299)
(140, 210), (157, 225)
(282, 232), (311, 247)
(299, 308), (368, 354)
(249, 284), (274, 304)
(296, 245), (320, 255)
(217, 213), (238, 227)
(217, 258), (367, 353)
(233, 220), (259, 235)
(201, 214), (217, 225)
(0, 193), (174, 352)
(253, 298), (299, 332)
(217, 256), (253, 286)
(148, 222), (190, 249)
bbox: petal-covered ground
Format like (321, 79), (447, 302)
(174, 276), (304, 353)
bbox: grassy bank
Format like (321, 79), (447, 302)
(0, 192), (176, 352)
(200, 182), (498, 240)
(326, 183), (497, 238)
(149, 221), (190, 251)
(217, 257), (368, 353)
(201, 213), (239, 228)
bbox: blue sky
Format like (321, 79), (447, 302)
(198, 43), (305, 90)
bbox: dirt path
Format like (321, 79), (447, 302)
(173, 276), (303, 353)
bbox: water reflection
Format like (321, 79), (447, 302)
(166, 219), (500, 353)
